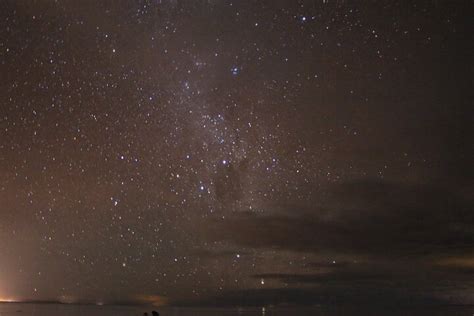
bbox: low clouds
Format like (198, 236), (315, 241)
(201, 178), (473, 305)
(208, 179), (473, 258)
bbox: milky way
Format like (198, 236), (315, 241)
(0, 0), (472, 306)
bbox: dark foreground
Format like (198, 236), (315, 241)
(0, 303), (473, 316)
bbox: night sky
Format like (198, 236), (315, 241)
(0, 0), (472, 307)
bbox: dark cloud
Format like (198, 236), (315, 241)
(252, 260), (473, 293)
(191, 248), (252, 259)
(196, 179), (474, 306)
(179, 286), (448, 308)
(178, 258), (473, 307)
(207, 179), (473, 257)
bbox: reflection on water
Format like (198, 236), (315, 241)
(0, 303), (472, 316)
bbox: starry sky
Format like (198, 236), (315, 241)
(0, 0), (472, 307)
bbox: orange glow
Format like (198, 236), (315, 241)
(436, 257), (474, 268)
(0, 296), (17, 303)
(134, 294), (169, 307)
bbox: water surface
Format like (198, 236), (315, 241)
(0, 303), (472, 316)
